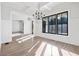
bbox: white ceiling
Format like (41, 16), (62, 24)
(1, 2), (61, 16)
(2, 2), (48, 15)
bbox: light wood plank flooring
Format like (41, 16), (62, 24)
(0, 36), (79, 56)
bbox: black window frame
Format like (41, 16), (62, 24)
(42, 11), (68, 36)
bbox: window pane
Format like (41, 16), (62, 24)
(62, 24), (67, 35)
(58, 25), (62, 34)
(42, 17), (48, 33)
(42, 21), (46, 33)
(48, 15), (56, 34)
(61, 13), (67, 24)
(45, 18), (48, 32)
(52, 25), (56, 33)
(48, 17), (52, 33)
(52, 15), (57, 33)
(57, 14), (62, 34)
(61, 12), (68, 35)
(57, 14), (62, 24)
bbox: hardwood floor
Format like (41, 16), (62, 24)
(0, 36), (79, 56)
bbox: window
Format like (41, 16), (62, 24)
(42, 11), (68, 36)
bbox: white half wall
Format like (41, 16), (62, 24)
(1, 20), (12, 43)
(1, 3), (12, 43)
(36, 2), (79, 46)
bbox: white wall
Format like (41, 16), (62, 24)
(0, 3), (1, 51)
(24, 19), (32, 34)
(33, 20), (38, 35)
(36, 2), (79, 46)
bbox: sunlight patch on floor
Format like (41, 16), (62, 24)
(61, 49), (79, 56)
(43, 43), (59, 56)
(17, 35), (34, 43)
(12, 33), (22, 37)
(43, 44), (52, 56)
(69, 51), (79, 56)
(51, 45), (59, 56)
(35, 42), (47, 56)
(27, 41), (40, 53)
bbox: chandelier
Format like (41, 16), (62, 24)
(32, 3), (45, 20)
